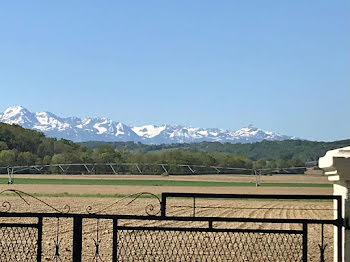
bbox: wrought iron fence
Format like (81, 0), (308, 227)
(0, 221), (41, 262)
(116, 227), (304, 262)
(0, 190), (344, 261)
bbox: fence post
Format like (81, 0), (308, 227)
(112, 219), (118, 262)
(302, 222), (308, 262)
(37, 217), (43, 262)
(72, 216), (83, 262)
(161, 193), (167, 217)
(319, 146), (350, 262)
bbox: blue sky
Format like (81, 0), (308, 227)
(0, 1), (349, 141)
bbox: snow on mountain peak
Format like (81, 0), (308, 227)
(34, 111), (70, 131)
(2, 106), (30, 120)
(0, 106), (295, 144)
(234, 125), (260, 136)
(93, 119), (110, 134)
(132, 125), (167, 138)
(3, 105), (26, 116)
(1, 106), (37, 128)
(115, 122), (126, 136)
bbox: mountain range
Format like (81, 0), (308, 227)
(0, 106), (295, 144)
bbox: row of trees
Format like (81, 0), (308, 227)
(82, 139), (350, 162)
(0, 123), (306, 171)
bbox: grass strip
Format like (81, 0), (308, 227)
(0, 177), (331, 188)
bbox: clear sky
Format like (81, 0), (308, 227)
(0, 1), (349, 141)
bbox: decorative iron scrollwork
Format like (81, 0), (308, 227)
(92, 219), (103, 261)
(0, 189), (71, 213)
(318, 224), (328, 262)
(318, 243), (327, 262)
(86, 192), (161, 216)
(0, 189), (161, 215)
(53, 218), (62, 261)
(1, 201), (11, 212)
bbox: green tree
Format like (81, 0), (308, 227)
(0, 149), (17, 166)
(17, 152), (37, 166)
(266, 160), (277, 168)
(37, 139), (55, 157)
(43, 155), (52, 165)
(0, 141), (8, 151)
(288, 157), (305, 167)
(276, 159), (289, 168)
(254, 159), (267, 169)
(93, 145), (117, 163)
(81, 151), (94, 163)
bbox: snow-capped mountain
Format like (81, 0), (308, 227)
(0, 106), (294, 144)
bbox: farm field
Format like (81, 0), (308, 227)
(0, 173), (335, 261)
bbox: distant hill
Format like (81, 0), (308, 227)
(0, 122), (84, 167)
(81, 139), (350, 162)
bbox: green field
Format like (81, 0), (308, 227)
(0, 177), (331, 188)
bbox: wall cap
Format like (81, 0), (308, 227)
(319, 146), (350, 182)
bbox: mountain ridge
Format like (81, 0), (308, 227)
(0, 106), (295, 144)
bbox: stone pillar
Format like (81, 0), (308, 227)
(319, 146), (350, 262)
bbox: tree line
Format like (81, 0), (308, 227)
(82, 138), (350, 162)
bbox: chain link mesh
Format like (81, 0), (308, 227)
(0, 226), (38, 262)
(117, 229), (303, 262)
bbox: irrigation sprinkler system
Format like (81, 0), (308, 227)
(254, 169), (261, 187)
(0, 163), (311, 185)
